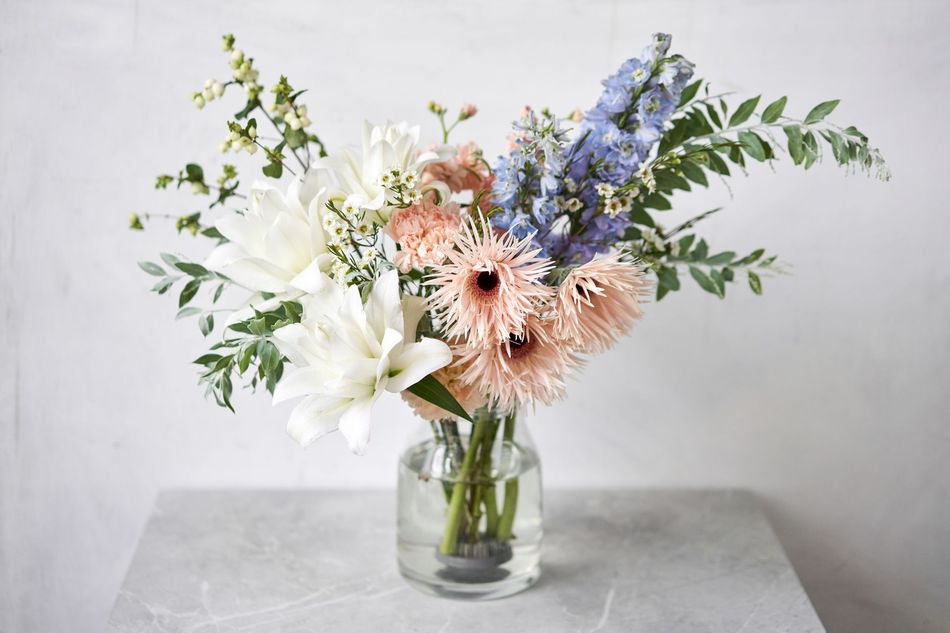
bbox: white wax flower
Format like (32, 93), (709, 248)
(272, 270), (452, 454)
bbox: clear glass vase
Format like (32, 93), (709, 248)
(397, 408), (542, 600)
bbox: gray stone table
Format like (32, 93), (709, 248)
(108, 490), (825, 632)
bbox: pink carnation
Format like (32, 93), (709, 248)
(386, 200), (463, 273)
(423, 142), (493, 195)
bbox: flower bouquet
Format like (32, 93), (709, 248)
(132, 33), (887, 599)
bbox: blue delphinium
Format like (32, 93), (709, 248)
(491, 33), (694, 264)
(490, 109), (571, 249)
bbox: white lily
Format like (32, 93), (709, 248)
(271, 270), (452, 454)
(204, 170), (336, 298)
(321, 120), (454, 223)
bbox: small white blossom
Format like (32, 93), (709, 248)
(191, 93), (206, 109)
(637, 164), (656, 193)
(605, 198), (626, 218)
(400, 169), (419, 189)
(595, 182), (616, 200)
(566, 197), (583, 212)
(211, 80), (225, 98)
(355, 221), (373, 237)
(341, 195), (363, 218)
(563, 177), (578, 193)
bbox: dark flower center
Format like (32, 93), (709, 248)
(507, 333), (534, 360)
(476, 270), (499, 292)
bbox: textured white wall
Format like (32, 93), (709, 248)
(1, 1), (948, 632)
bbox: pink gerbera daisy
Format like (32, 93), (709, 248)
(427, 218), (555, 348)
(553, 253), (651, 353)
(456, 316), (579, 411)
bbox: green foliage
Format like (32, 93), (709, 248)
(405, 375), (474, 423)
(194, 302), (304, 410)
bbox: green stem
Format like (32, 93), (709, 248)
(495, 413), (519, 542)
(439, 417), (487, 555)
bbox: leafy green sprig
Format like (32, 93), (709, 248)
(194, 300), (302, 410)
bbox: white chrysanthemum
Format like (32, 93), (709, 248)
(205, 169), (336, 297)
(321, 120), (454, 223)
(271, 270), (452, 454)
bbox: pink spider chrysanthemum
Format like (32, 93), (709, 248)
(456, 316), (579, 411)
(553, 253), (651, 353)
(427, 218), (555, 349)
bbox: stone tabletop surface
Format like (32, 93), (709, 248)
(107, 490), (824, 632)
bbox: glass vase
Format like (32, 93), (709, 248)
(397, 407), (542, 600)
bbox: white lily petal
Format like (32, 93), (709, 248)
(386, 337), (453, 393)
(286, 394), (348, 447)
(273, 367), (333, 404)
(338, 396), (376, 455)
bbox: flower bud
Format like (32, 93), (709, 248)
(192, 93), (206, 109)
(459, 103), (478, 120)
(211, 81), (225, 97)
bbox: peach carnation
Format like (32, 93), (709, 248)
(401, 351), (487, 421)
(386, 200), (463, 273)
(427, 217), (555, 349)
(423, 142), (493, 194)
(553, 253), (651, 353)
(456, 316), (580, 411)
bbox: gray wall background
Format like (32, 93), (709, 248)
(1, 1), (948, 631)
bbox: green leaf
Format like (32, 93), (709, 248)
(704, 103), (722, 128)
(804, 99), (840, 125)
(262, 161), (283, 179)
(738, 131), (766, 162)
(678, 234), (695, 254)
(138, 261), (165, 276)
(284, 126), (307, 149)
(199, 313), (214, 337)
(784, 125), (804, 165)
(151, 278), (174, 295)
(677, 79), (702, 107)
(178, 279), (200, 308)
(405, 374), (474, 422)
(705, 251), (736, 266)
(710, 269), (727, 297)
(689, 265), (723, 298)
(212, 283), (225, 304)
(760, 96), (787, 124)
(176, 306), (201, 319)
(234, 97), (260, 120)
(184, 163), (204, 182)
(160, 253), (181, 267)
(201, 226), (224, 240)
(728, 96), (760, 127)
(657, 265), (680, 291)
(736, 248), (765, 265)
(748, 271), (763, 295)
(706, 151), (730, 176)
(679, 161), (708, 187)
(642, 193), (671, 210)
(175, 262), (209, 277)
(691, 239), (709, 261)
(193, 353), (223, 366)
(259, 341), (281, 372)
